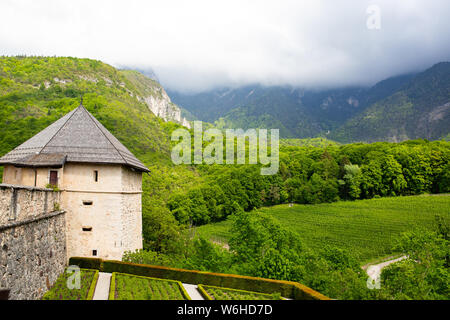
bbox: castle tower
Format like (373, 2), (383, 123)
(0, 104), (149, 260)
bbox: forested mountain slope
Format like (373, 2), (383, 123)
(0, 56), (178, 165)
(331, 62), (450, 142)
(168, 63), (449, 142)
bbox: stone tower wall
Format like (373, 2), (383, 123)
(62, 163), (143, 261)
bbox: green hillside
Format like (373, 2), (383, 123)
(332, 62), (450, 142)
(194, 195), (450, 263)
(0, 56), (174, 165)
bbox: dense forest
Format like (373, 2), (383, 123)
(166, 139), (450, 226)
(1, 56), (448, 300)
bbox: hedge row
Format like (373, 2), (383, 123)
(68, 257), (330, 300)
(69, 257), (103, 270)
(197, 284), (214, 300)
(109, 273), (116, 300)
(87, 270), (99, 300)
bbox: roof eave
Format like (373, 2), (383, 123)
(61, 160), (150, 173)
(0, 158), (149, 172)
(128, 164), (151, 173)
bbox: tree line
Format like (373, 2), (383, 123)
(167, 139), (450, 226)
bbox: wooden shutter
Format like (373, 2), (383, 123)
(49, 171), (58, 186)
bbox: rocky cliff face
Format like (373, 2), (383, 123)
(120, 70), (191, 129)
(143, 90), (191, 128)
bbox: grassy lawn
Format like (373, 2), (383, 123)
(195, 195), (450, 264)
(111, 273), (190, 300)
(42, 268), (98, 300)
(198, 284), (282, 300)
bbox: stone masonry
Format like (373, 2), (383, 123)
(0, 184), (66, 300)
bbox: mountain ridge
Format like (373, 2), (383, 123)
(168, 62), (449, 142)
(331, 62), (450, 142)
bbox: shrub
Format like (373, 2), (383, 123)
(42, 268), (98, 300)
(198, 284), (283, 300)
(69, 257), (103, 270)
(110, 273), (190, 300)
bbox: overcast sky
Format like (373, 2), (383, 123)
(1, 0), (449, 92)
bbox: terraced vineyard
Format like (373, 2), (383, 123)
(199, 285), (282, 300)
(42, 268), (98, 300)
(111, 273), (190, 300)
(195, 195), (450, 263)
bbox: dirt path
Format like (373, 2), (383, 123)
(364, 256), (407, 284)
(212, 240), (230, 250)
(361, 255), (404, 271)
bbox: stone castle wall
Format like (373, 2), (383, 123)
(0, 184), (66, 300)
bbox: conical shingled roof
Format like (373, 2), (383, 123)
(0, 104), (150, 172)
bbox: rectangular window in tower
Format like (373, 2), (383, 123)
(92, 250), (97, 256)
(0, 289), (10, 300)
(49, 170), (58, 186)
(94, 170), (98, 182)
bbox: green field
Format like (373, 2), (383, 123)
(195, 195), (450, 264)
